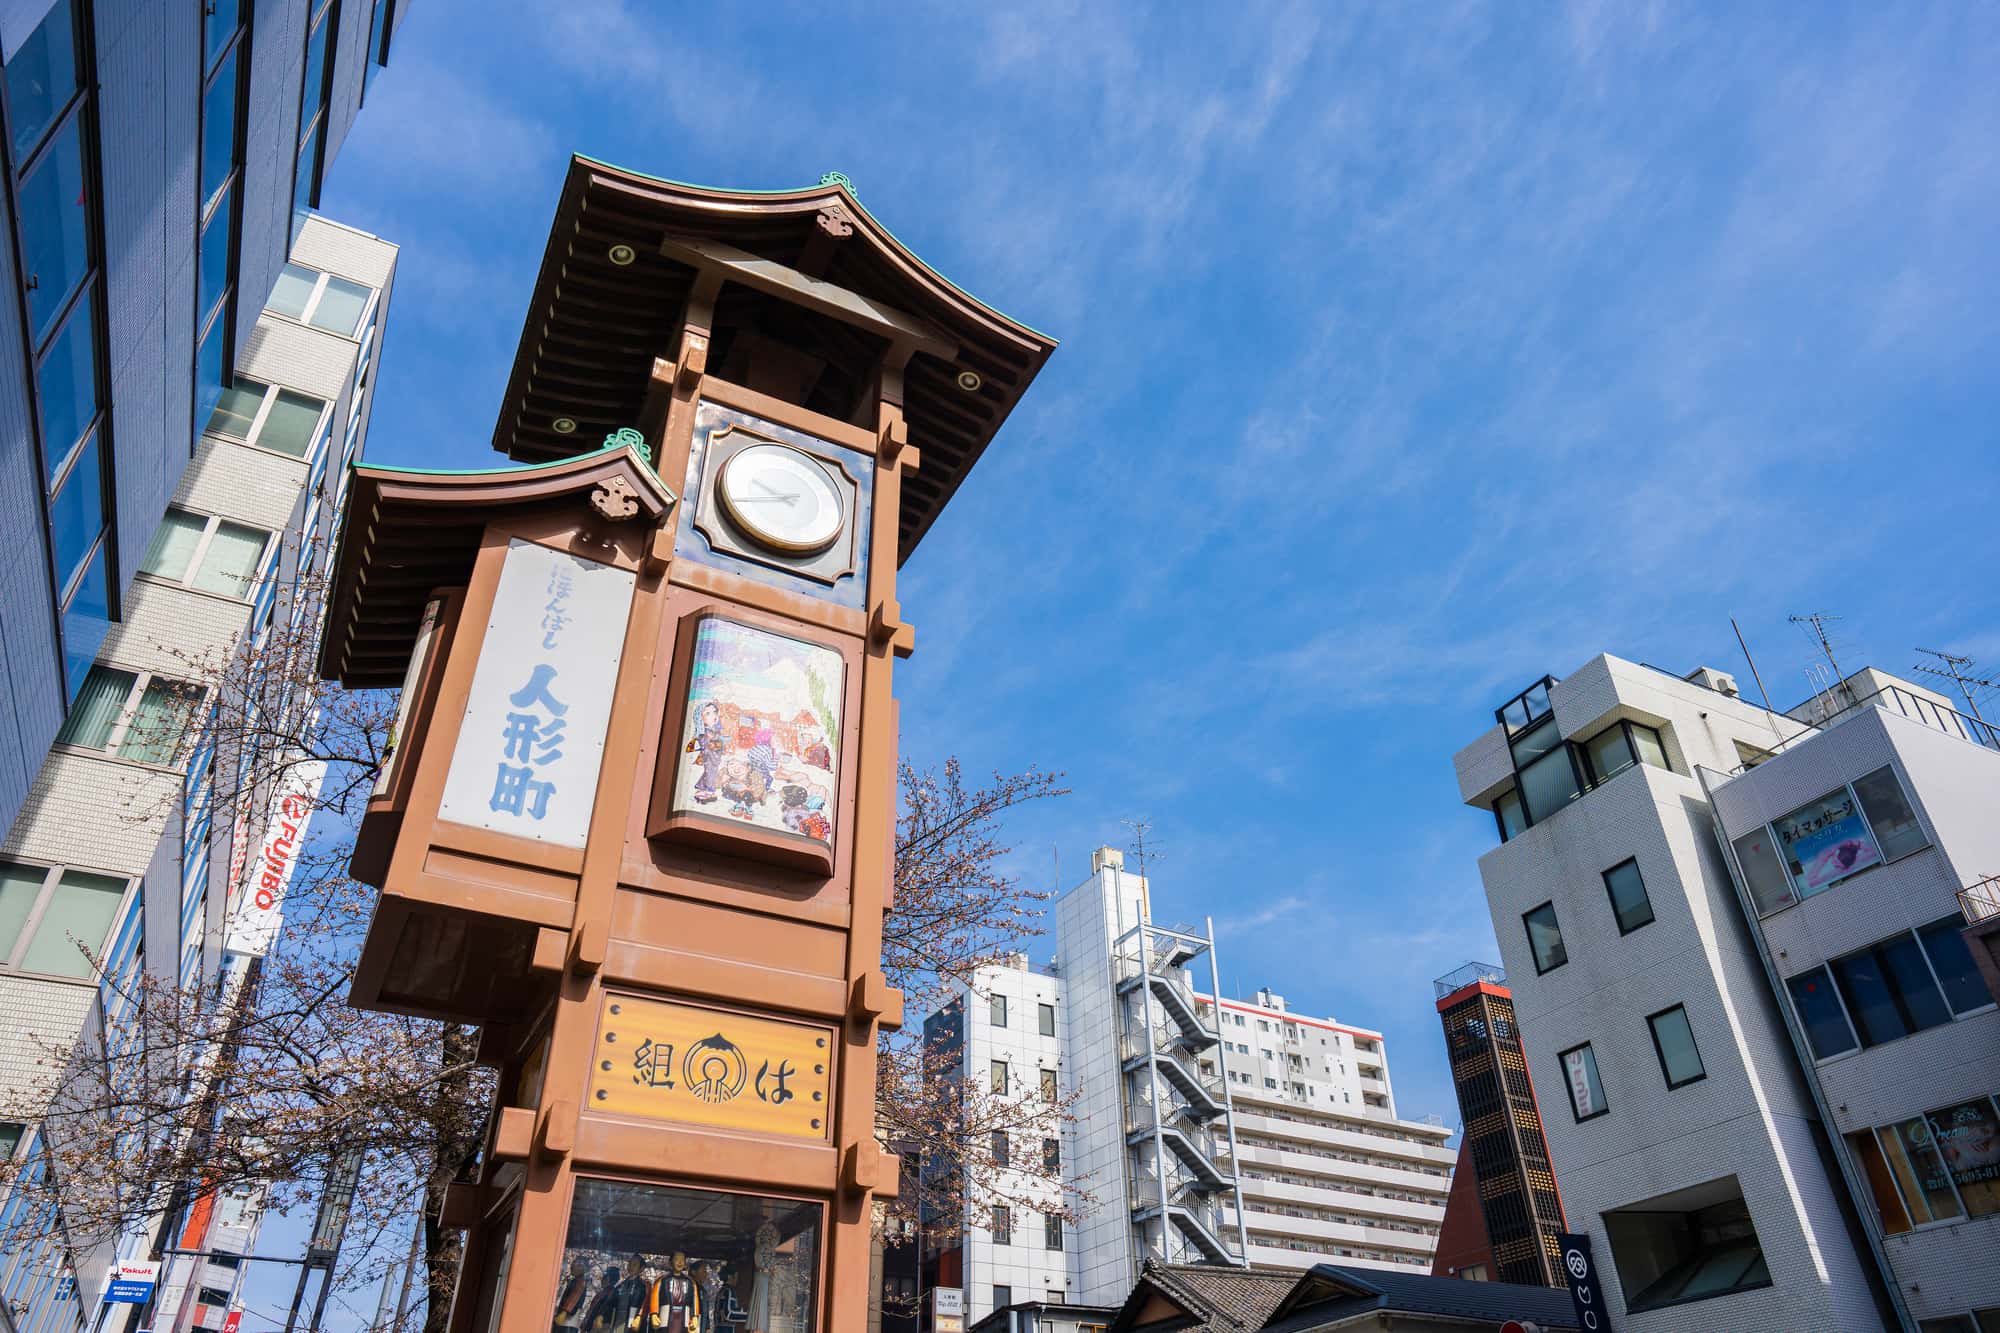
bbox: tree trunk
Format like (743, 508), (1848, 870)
(420, 1024), (482, 1333)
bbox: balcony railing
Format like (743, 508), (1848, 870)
(1726, 684), (2000, 775)
(1960, 874), (2000, 926)
(1433, 961), (1506, 1000)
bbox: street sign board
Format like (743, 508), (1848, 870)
(1556, 1231), (1613, 1332)
(932, 1288), (964, 1317)
(104, 1260), (159, 1304)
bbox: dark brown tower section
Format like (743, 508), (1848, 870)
(1434, 963), (1566, 1287)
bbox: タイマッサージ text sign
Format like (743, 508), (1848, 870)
(589, 993), (835, 1140)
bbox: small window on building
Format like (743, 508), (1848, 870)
(993, 1285), (1011, 1308)
(1264, 1077), (1277, 1089)
(1603, 858), (1655, 934)
(1603, 1177), (1770, 1313)
(1916, 915), (1994, 1017)
(195, 1288), (231, 1308)
(990, 1205), (1010, 1245)
(0, 860), (130, 979)
(990, 1060), (1007, 1095)
(989, 993), (1007, 1027)
(990, 1130), (1008, 1168)
(1831, 933), (1952, 1048)
(1630, 723), (1669, 771)
(1043, 1137), (1060, 1171)
(1647, 1005), (1706, 1088)
(1044, 1214), (1063, 1249)
(1584, 724), (1637, 784)
(1038, 1001), (1056, 1036)
(1039, 1068), (1057, 1100)
(56, 667), (200, 765)
(1495, 789), (1526, 842)
(1785, 966), (1858, 1060)
(1851, 766), (1927, 861)
(1558, 1042), (1606, 1121)
(0, 1122), (24, 1161)
(205, 377), (328, 457)
(1523, 901), (1567, 974)
(1733, 827), (1797, 916)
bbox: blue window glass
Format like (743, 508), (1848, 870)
(4, 0), (77, 160)
(18, 115), (89, 345)
(1787, 967), (1856, 1059)
(300, 15), (331, 140)
(364, 0), (389, 96)
(201, 47), (239, 217)
(48, 428), (102, 594)
(1917, 916), (1993, 1016)
(204, 0), (240, 72)
(1832, 935), (1951, 1048)
(292, 124), (320, 243)
(198, 196), (233, 330)
(196, 305), (229, 431)
(36, 300), (100, 484)
(60, 542), (110, 698)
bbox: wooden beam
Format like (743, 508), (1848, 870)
(657, 234), (959, 362)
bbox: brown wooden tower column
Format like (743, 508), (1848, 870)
(317, 160), (1054, 1333)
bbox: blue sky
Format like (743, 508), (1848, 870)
(287, 1), (1999, 1288)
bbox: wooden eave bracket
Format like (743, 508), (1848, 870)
(644, 524), (675, 574)
(569, 918), (606, 974)
(493, 1106), (535, 1160)
(869, 600), (915, 659)
(674, 333), (709, 394)
(849, 969), (903, 1032)
(530, 926), (568, 974)
(438, 1181), (484, 1231)
(538, 1098), (578, 1159)
(842, 1143), (900, 1197)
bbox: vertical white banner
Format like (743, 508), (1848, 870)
(438, 538), (636, 849)
(224, 758), (326, 957)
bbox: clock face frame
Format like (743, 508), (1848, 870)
(717, 443), (846, 555)
(685, 414), (867, 593)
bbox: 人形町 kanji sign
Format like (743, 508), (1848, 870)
(438, 538), (635, 848)
(589, 993), (835, 1140)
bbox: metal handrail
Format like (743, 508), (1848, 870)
(1725, 684), (2000, 776)
(1959, 875), (2000, 925)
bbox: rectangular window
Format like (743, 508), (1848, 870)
(1847, 1129), (1914, 1235)
(55, 666), (197, 765)
(1851, 766), (1928, 861)
(205, 378), (329, 456)
(1039, 1068), (1057, 1100)
(989, 993), (1007, 1027)
(1523, 901), (1566, 973)
(991, 1205), (1011, 1245)
(139, 508), (208, 581)
(1925, 1098), (2000, 1218)
(990, 1130), (1008, 1168)
(1785, 966), (1858, 1060)
(55, 665), (137, 749)
(1584, 724), (1636, 784)
(119, 679), (200, 766)
(141, 507), (272, 600)
(1559, 1042), (1606, 1121)
(1038, 1002), (1056, 1036)
(1494, 788), (1526, 841)
(1044, 1214), (1063, 1250)
(989, 1060), (1007, 1095)
(1647, 1005), (1706, 1088)
(1043, 1137), (1060, 1171)
(1832, 933), (1952, 1048)
(1916, 916), (1993, 1016)
(1603, 858), (1655, 934)
(1883, 1116), (1965, 1222)
(1603, 1178), (1769, 1313)
(1630, 723), (1668, 770)
(0, 861), (130, 979)
(1733, 827), (1797, 916)
(993, 1285), (1011, 1309)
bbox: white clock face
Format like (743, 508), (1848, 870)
(717, 443), (846, 555)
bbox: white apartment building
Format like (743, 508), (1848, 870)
(926, 850), (1452, 1326)
(1196, 990), (1453, 1275)
(0, 216), (396, 1333)
(1452, 654), (1989, 1331)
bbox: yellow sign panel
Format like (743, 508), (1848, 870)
(590, 993), (834, 1140)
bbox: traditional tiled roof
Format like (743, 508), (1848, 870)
(1109, 1262), (1301, 1332)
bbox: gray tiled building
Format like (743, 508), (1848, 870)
(0, 0), (409, 841)
(1455, 654), (2000, 1332)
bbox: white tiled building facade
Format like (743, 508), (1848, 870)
(1197, 991), (1453, 1274)
(1456, 652), (2000, 1332)
(0, 217), (396, 1333)
(929, 850), (1450, 1325)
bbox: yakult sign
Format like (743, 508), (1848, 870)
(225, 759), (325, 956)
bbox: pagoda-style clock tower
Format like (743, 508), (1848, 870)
(317, 160), (1053, 1333)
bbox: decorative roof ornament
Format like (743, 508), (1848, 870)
(604, 426), (650, 466)
(818, 170), (856, 196)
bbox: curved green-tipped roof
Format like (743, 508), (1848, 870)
(494, 155), (1058, 562)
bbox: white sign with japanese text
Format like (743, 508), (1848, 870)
(438, 538), (636, 849)
(225, 757), (325, 957)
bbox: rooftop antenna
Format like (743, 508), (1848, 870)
(1913, 648), (1996, 727)
(1790, 613), (1845, 685)
(1121, 817), (1161, 884)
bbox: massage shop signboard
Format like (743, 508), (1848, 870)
(438, 539), (636, 849)
(1772, 787), (1880, 896)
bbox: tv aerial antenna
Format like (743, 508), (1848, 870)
(1121, 817), (1163, 883)
(1913, 648), (1996, 727)
(1790, 613), (1844, 684)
